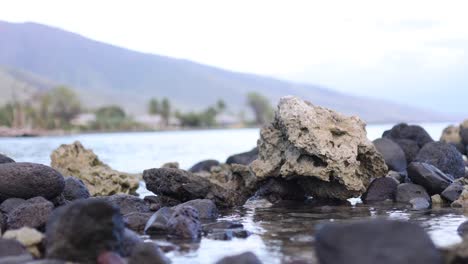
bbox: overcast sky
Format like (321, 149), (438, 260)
(1, 0), (467, 114)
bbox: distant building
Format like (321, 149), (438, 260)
(71, 113), (96, 126)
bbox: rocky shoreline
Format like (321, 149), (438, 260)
(0, 96), (467, 263)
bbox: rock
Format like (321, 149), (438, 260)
(461, 121), (468, 145)
(161, 162), (179, 169)
(226, 148), (259, 165)
(7, 197), (54, 230)
(143, 164), (256, 208)
(315, 219), (441, 264)
(144, 207), (174, 236)
(253, 178), (307, 203)
(383, 123), (434, 148)
(0, 254), (33, 264)
(128, 242), (171, 264)
(173, 199), (218, 220)
(99, 194), (150, 215)
(442, 182), (464, 202)
(124, 212), (152, 233)
(373, 138), (407, 172)
(386, 170), (405, 183)
(215, 252), (262, 264)
(97, 251), (125, 264)
(120, 228), (143, 257)
(0, 238), (29, 257)
(3, 227), (44, 257)
(250, 96), (387, 200)
(415, 141), (465, 179)
(167, 206), (201, 239)
(50, 141), (139, 196)
(22, 259), (65, 264)
(45, 199), (125, 263)
(431, 194), (444, 205)
(395, 183), (430, 205)
(393, 139), (420, 163)
(451, 187), (468, 208)
(409, 197), (430, 210)
(0, 198), (26, 214)
(407, 162), (453, 195)
(0, 154), (14, 164)
(457, 221), (468, 237)
(0, 163), (64, 201)
(62, 176), (90, 201)
(189, 160), (220, 173)
(144, 195), (180, 208)
(441, 125), (466, 154)
(361, 177), (398, 203)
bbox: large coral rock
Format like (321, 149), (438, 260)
(250, 96), (387, 200)
(50, 141), (139, 196)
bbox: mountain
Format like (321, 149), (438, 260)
(0, 21), (451, 123)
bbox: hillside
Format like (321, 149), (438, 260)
(0, 21), (450, 123)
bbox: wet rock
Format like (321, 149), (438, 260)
(409, 197), (430, 210)
(97, 251), (125, 264)
(440, 125), (466, 154)
(22, 259), (65, 264)
(442, 182), (464, 202)
(3, 227), (44, 257)
(251, 96), (387, 200)
(315, 219), (441, 264)
(0, 154), (14, 164)
(0, 198), (26, 214)
(0, 238), (29, 257)
(0, 254), (33, 264)
(226, 148), (259, 165)
(203, 221), (249, 240)
(7, 197), (54, 230)
(451, 187), (468, 208)
(45, 199), (125, 263)
(415, 141), (465, 179)
(173, 199), (218, 220)
(362, 177), (398, 203)
(407, 162), (453, 195)
(50, 141), (139, 196)
(99, 194), (150, 215)
(144, 195), (180, 208)
(431, 194), (444, 205)
(387, 170), (405, 183)
(124, 212), (153, 233)
(143, 164), (256, 208)
(167, 206), (201, 240)
(189, 159), (220, 173)
(215, 252), (262, 264)
(121, 228), (143, 257)
(383, 123), (434, 148)
(457, 220), (468, 237)
(252, 178), (307, 204)
(144, 207), (174, 236)
(62, 176), (90, 201)
(396, 183), (430, 206)
(393, 139), (420, 163)
(373, 138), (407, 172)
(0, 163), (64, 201)
(202, 221), (244, 233)
(128, 242), (171, 264)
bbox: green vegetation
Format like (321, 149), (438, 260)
(247, 92), (274, 126)
(148, 98), (160, 115)
(175, 99), (227, 127)
(91, 106), (131, 130)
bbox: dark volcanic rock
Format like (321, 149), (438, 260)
(167, 206), (201, 239)
(144, 207), (174, 236)
(63, 176), (90, 201)
(315, 219), (442, 264)
(189, 160), (220, 173)
(45, 199), (125, 263)
(173, 199), (218, 219)
(254, 178), (307, 203)
(0, 154), (14, 164)
(121, 228), (143, 257)
(226, 148), (258, 165)
(0, 163), (65, 201)
(393, 139), (420, 163)
(7, 197), (54, 230)
(457, 220), (468, 237)
(0, 254), (33, 264)
(362, 177), (398, 203)
(215, 252), (262, 264)
(0, 238), (29, 257)
(442, 182), (464, 202)
(124, 212), (153, 234)
(415, 141), (465, 179)
(99, 194), (150, 215)
(396, 183), (430, 206)
(383, 123), (434, 148)
(461, 127), (468, 146)
(128, 242), (170, 264)
(373, 138), (407, 172)
(0, 198), (26, 214)
(407, 162), (454, 195)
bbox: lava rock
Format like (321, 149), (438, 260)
(6, 197), (54, 230)
(98, 194), (150, 215)
(144, 195), (180, 208)
(396, 183), (430, 205)
(440, 125), (466, 154)
(0, 198), (26, 214)
(97, 252), (125, 264)
(0, 254), (33, 264)
(128, 242), (171, 264)
(383, 123), (434, 148)
(45, 199), (125, 263)
(457, 220), (468, 237)
(124, 212), (152, 233)
(461, 127), (468, 146)
(189, 160), (220, 173)
(215, 252), (262, 264)
(0, 238), (29, 257)
(144, 207), (174, 236)
(409, 197), (431, 210)
(0, 154), (14, 164)
(167, 206), (201, 239)
(120, 228), (143, 257)
(254, 178), (307, 203)
(362, 177), (398, 203)
(62, 176), (90, 201)
(0, 163), (65, 201)
(407, 162), (453, 195)
(226, 148), (259, 165)
(393, 139), (420, 163)
(442, 182), (464, 202)
(315, 219), (442, 264)
(415, 141), (465, 179)
(173, 199), (218, 220)
(373, 138), (407, 172)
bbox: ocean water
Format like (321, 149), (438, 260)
(0, 122), (464, 264)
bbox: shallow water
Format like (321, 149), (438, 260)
(0, 123), (466, 263)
